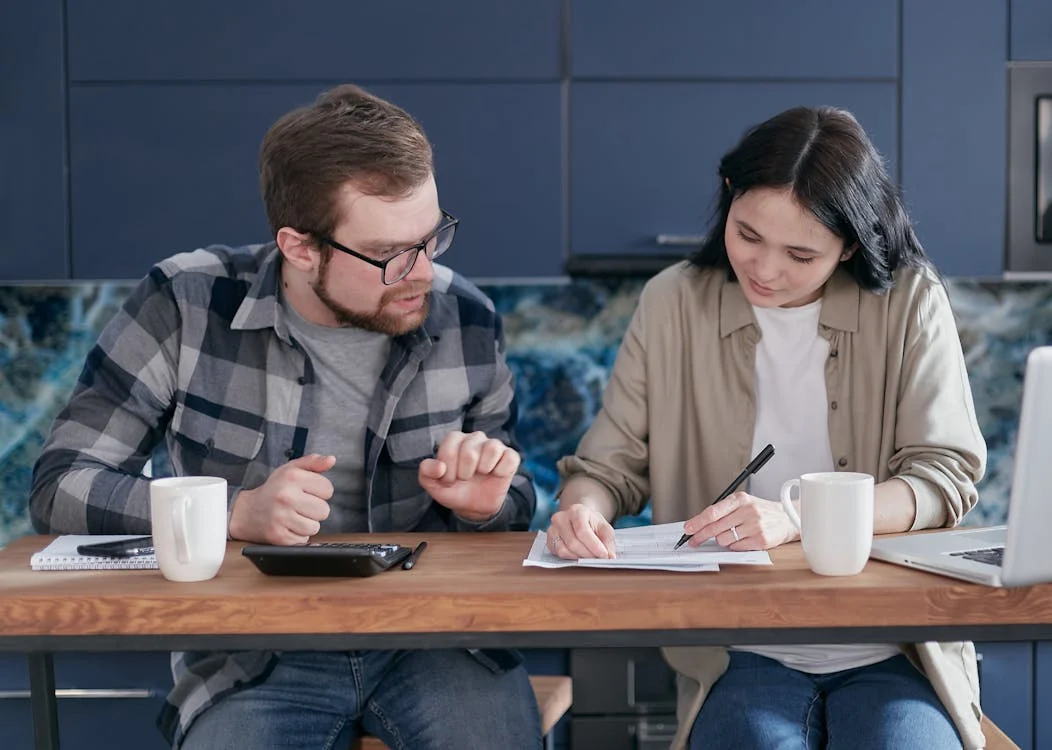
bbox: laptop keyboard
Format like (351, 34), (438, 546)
(949, 546), (1004, 567)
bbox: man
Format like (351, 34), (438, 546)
(30, 84), (541, 749)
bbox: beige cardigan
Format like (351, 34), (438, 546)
(557, 262), (988, 749)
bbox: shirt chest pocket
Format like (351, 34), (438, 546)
(170, 402), (265, 472)
(384, 418), (464, 466)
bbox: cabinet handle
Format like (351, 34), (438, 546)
(0, 689), (154, 700)
(655, 234), (705, 247)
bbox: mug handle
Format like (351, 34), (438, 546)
(780, 479), (802, 532)
(171, 495), (192, 564)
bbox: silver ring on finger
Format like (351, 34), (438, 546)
(730, 525), (741, 543)
(550, 535), (563, 547)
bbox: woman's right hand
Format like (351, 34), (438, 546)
(546, 504), (617, 559)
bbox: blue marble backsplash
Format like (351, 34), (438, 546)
(1, 276), (1050, 547)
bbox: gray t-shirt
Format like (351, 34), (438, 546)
(283, 298), (390, 532)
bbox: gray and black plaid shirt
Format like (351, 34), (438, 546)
(30, 243), (536, 746)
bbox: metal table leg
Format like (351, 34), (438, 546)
(28, 652), (60, 750)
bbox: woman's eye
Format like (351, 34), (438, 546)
(789, 254), (815, 265)
(736, 230), (760, 244)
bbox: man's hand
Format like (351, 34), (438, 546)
(228, 453), (335, 544)
(418, 431), (519, 522)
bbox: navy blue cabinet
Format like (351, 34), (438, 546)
(67, 0), (562, 81)
(0, 0), (68, 281)
(975, 641), (1033, 749)
(0, 652), (171, 750)
(0, 1), (1032, 281)
(571, 0), (897, 79)
(69, 83), (564, 280)
(901, 0), (1007, 278)
(570, 82), (896, 259)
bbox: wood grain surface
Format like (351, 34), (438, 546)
(2, 533), (1050, 638)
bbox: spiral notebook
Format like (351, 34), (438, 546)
(31, 535), (159, 571)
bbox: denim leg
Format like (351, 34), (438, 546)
(822, 655), (963, 750)
(362, 649), (542, 750)
(689, 651), (824, 750)
(179, 651), (359, 750)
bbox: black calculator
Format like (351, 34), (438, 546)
(241, 542), (413, 577)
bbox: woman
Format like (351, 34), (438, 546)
(550, 106), (987, 750)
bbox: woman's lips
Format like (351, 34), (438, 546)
(748, 278), (778, 296)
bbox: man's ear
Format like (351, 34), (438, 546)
(276, 227), (318, 272)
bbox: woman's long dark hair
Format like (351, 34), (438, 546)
(689, 106), (930, 292)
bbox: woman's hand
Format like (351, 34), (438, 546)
(680, 491), (799, 550)
(546, 503), (617, 559)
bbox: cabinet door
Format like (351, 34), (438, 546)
(0, 0), (68, 280)
(0, 652), (173, 750)
(570, 82), (896, 260)
(1037, 642), (1052, 750)
(901, 0), (1006, 278)
(67, 0), (561, 81)
(571, 0), (897, 79)
(69, 83), (563, 280)
(975, 641), (1033, 749)
(1010, 0), (1052, 60)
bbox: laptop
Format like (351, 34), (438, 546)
(869, 346), (1052, 587)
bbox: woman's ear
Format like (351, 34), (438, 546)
(841, 243), (858, 262)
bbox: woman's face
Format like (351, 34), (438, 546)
(724, 187), (852, 308)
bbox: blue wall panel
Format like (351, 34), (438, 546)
(1011, 0), (1052, 60)
(0, 0), (68, 280)
(571, 82), (896, 258)
(571, 0), (897, 79)
(69, 84), (563, 280)
(901, 0), (1007, 277)
(67, 0), (562, 81)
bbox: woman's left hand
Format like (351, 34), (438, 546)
(680, 491), (799, 550)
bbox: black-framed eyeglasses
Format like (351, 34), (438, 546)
(316, 210), (459, 285)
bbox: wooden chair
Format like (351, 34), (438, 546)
(351, 674), (572, 750)
(981, 714), (1021, 750)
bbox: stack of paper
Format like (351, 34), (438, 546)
(523, 521), (771, 572)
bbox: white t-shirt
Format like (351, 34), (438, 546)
(731, 299), (900, 674)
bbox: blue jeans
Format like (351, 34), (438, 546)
(688, 652), (962, 750)
(179, 649), (542, 750)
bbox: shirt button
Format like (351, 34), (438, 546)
(285, 449), (295, 459)
(838, 457), (848, 468)
(297, 376), (307, 385)
(830, 401), (838, 410)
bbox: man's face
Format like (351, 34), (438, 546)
(311, 176), (441, 335)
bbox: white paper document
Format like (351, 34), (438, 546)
(523, 521), (772, 572)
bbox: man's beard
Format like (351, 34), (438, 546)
(311, 252), (430, 336)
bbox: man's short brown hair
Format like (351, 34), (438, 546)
(259, 84), (434, 240)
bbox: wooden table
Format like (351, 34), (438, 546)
(3, 532), (1052, 749)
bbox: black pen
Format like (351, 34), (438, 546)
(673, 443), (776, 550)
(402, 541), (428, 570)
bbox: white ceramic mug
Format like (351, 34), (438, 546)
(780, 471), (874, 576)
(149, 476), (228, 582)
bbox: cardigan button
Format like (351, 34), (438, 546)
(837, 457), (848, 468)
(830, 401), (838, 410)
